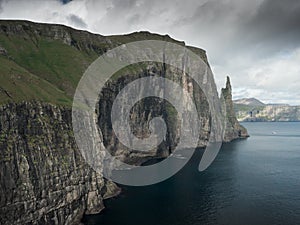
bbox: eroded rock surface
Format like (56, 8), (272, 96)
(0, 102), (120, 225)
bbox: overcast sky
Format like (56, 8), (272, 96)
(1, 0), (299, 105)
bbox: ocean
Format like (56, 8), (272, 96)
(83, 122), (300, 225)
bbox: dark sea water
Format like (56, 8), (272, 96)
(83, 122), (300, 225)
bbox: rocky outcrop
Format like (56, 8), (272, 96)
(0, 46), (7, 56)
(0, 102), (120, 225)
(221, 76), (249, 141)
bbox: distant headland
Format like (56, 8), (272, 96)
(234, 98), (300, 122)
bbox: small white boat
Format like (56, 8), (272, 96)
(171, 154), (187, 160)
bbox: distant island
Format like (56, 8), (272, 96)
(234, 98), (300, 122)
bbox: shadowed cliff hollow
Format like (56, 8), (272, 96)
(0, 20), (248, 225)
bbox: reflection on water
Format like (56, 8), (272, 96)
(83, 122), (300, 225)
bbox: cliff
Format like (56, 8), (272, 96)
(97, 61), (213, 164)
(0, 20), (247, 224)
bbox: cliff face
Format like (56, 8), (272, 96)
(0, 102), (120, 225)
(98, 63), (212, 164)
(221, 77), (249, 141)
(0, 20), (247, 225)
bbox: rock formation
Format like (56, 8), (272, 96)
(221, 76), (249, 141)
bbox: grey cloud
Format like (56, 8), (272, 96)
(193, 1), (236, 24)
(87, 0), (154, 33)
(127, 13), (141, 26)
(67, 14), (87, 28)
(110, 0), (139, 9)
(0, 0), (4, 12)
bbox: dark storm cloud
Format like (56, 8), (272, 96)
(241, 0), (300, 51)
(169, 0), (300, 56)
(60, 0), (72, 4)
(68, 14), (87, 28)
(248, 0), (300, 35)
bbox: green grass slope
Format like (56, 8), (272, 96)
(0, 20), (207, 106)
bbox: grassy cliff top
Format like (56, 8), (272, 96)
(0, 20), (207, 106)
